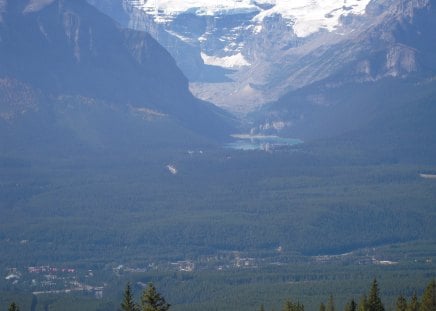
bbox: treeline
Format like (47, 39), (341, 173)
(262, 279), (436, 311)
(5, 279), (435, 311)
(120, 279), (436, 311)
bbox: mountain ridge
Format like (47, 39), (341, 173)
(87, 0), (435, 113)
(250, 0), (436, 142)
(0, 0), (236, 156)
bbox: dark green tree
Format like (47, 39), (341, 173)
(320, 302), (326, 311)
(358, 295), (368, 311)
(259, 304), (265, 311)
(296, 302), (304, 311)
(121, 282), (139, 311)
(141, 283), (170, 311)
(396, 295), (408, 311)
(421, 280), (436, 311)
(282, 299), (304, 311)
(408, 292), (420, 311)
(8, 302), (19, 311)
(345, 299), (357, 311)
(326, 295), (335, 311)
(367, 279), (384, 311)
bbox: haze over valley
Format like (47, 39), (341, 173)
(1, 0), (436, 310)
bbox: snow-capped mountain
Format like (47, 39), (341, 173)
(88, 0), (435, 114)
(250, 0), (436, 145)
(128, 0), (370, 38)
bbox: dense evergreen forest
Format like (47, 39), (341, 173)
(6, 279), (436, 311)
(1, 147), (436, 263)
(1, 145), (436, 310)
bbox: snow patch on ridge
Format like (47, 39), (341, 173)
(130, 0), (259, 21)
(129, 0), (371, 37)
(166, 30), (193, 43)
(253, 0), (371, 37)
(201, 52), (251, 68)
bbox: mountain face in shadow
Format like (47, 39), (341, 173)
(0, 0), (235, 157)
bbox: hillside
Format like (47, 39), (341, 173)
(0, 0), (235, 158)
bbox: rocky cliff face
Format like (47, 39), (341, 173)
(87, 0), (435, 114)
(229, 0), (435, 111)
(0, 0), (190, 110)
(0, 0), (235, 157)
(250, 0), (436, 145)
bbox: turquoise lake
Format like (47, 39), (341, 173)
(226, 134), (302, 151)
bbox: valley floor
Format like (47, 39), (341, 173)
(1, 144), (436, 310)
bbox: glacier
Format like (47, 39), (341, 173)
(130, 0), (371, 37)
(104, 0), (378, 112)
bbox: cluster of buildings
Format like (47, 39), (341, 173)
(4, 265), (104, 299)
(28, 266), (76, 274)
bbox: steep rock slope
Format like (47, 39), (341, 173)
(251, 0), (436, 162)
(0, 0), (234, 156)
(87, 0), (435, 114)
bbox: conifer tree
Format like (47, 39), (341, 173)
(367, 279), (384, 311)
(408, 292), (420, 311)
(396, 295), (408, 311)
(296, 302), (304, 311)
(8, 302), (19, 311)
(141, 283), (170, 311)
(283, 300), (293, 311)
(326, 294), (335, 311)
(421, 280), (436, 311)
(282, 299), (304, 311)
(358, 294), (368, 311)
(259, 304), (265, 311)
(320, 302), (326, 311)
(121, 282), (139, 311)
(345, 299), (357, 311)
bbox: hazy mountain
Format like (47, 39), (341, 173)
(1, 0), (433, 157)
(251, 0), (436, 153)
(0, 0), (235, 157)
(87, 0), (435, 115)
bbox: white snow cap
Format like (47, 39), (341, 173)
(131, 0), (259, 16)
(131, 0), (371, 37)
(253, 0), (371, 37)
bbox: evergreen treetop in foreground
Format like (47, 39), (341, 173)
(421, 279), (436, 311)
(368, 279), (384, 311)
(121, 282), (139, 311)
(141, 283), (171, 311)
(8, 302), (19, 311)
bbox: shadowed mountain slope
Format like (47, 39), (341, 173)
(0, 0), (235, 157)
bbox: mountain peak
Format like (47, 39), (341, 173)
(0, 0), (235, 154)
(129, 0), (372, 38)
(88, 0), (435, 113)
